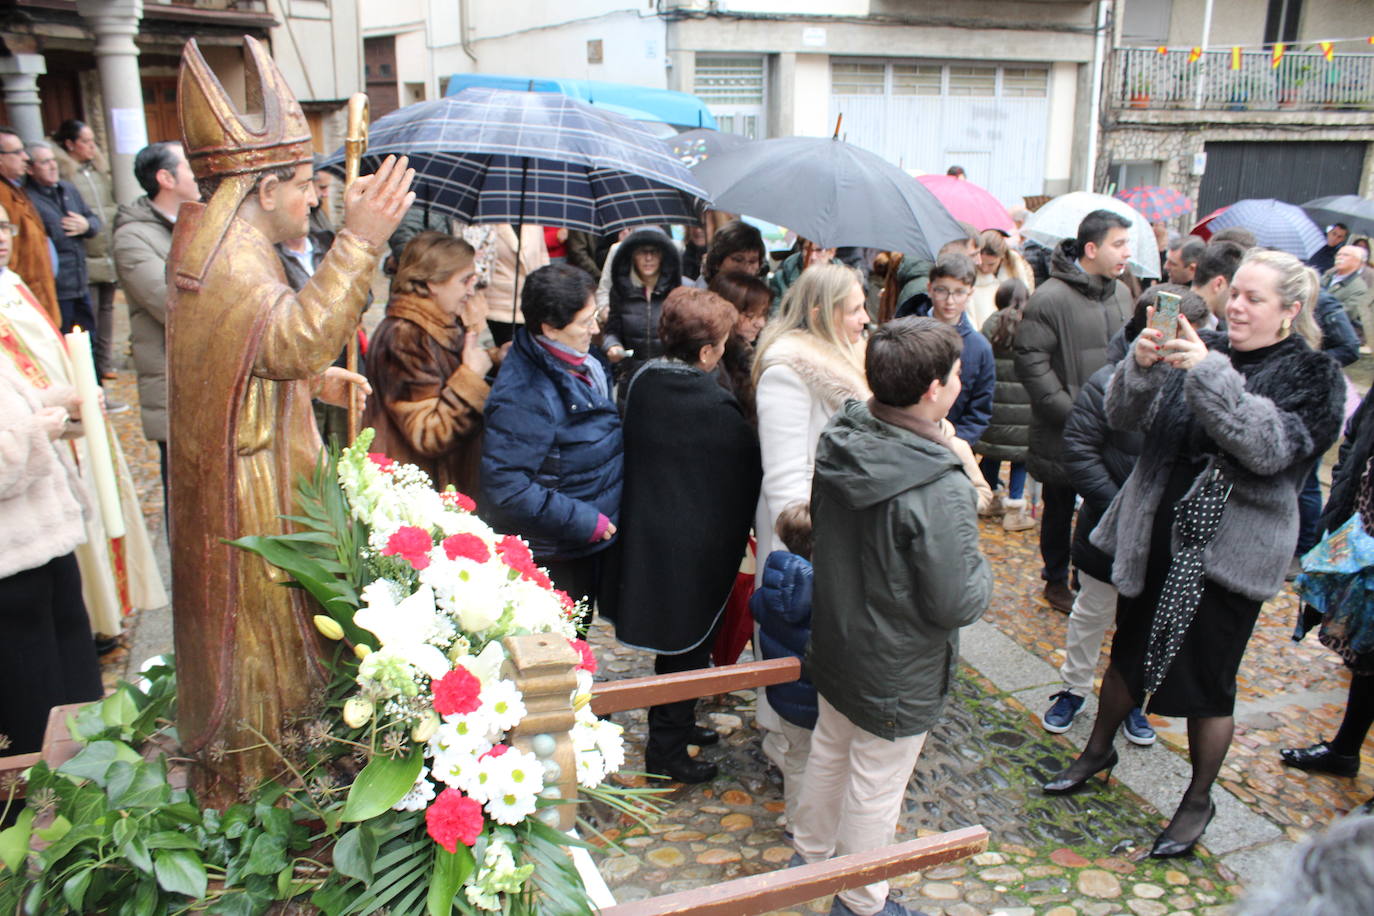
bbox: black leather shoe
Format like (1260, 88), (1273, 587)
(1150, 800), (1215, 859)
(1042, 748), (1118, 795)
(1044, 580), (1076, 614)
(644, 753), (718, 784)
(1280, 741), (1360, 777)
(690, 726), (720, 747)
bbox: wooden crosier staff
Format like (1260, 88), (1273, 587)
(343, 92), (369, 442)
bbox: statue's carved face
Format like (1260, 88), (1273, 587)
(259, 163), (317, 244)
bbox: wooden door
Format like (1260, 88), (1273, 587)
(143, 77), (180, 143)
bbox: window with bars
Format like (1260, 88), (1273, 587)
(948, 65), (997, 96)
(892, 64), (942, 96)
(831, 60), (887, 94)
(694, 55), (766, 105)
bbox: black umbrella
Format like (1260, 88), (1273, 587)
(690, 134), (964, 259)
(1301, 195), (1374, 238)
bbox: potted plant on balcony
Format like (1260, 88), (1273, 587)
(1128, 73), (1153, 108)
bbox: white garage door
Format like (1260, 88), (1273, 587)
(829, 58), (1050, 208)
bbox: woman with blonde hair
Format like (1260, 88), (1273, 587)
(970, 229), (1034, 329)
(1042, 249), (1343, 859)
(363, 231), (491, 495)
(751, 261), (869, 826)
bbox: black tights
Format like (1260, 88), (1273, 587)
(1067, 663), (1228, 843)
(1330, 672), (1374, 756)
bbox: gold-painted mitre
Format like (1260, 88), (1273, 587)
(178, 35), (313, 181)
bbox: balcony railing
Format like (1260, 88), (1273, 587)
(1113, 46), (1374, 111)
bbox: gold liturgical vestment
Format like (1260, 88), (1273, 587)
(167, 210), (380, 803)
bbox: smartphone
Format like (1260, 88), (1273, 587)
(1150, 291), (1181, 342)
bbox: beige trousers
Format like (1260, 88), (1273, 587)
(792, 696), (928, 916)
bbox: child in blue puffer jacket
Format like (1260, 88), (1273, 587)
(749, 501), (817, 832)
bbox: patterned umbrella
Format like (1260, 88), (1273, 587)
(1302, 195), (1374, 238)
(915, 174), (1015, 234)
(1114, 185), (1193, 223)
(1189, 198), (1325, 258)
(320, 88), (709, 235)
(1020, 191), (1162, 279)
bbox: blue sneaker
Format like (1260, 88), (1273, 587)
(1123, 707), (1156, 746)
(1042, 691), (1085, 733)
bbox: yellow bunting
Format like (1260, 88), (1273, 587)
(1156, 45), (1169, 55)
(1188, 46), (1203, 64)
(1320, 41), (1334, 61)
(1271, 43), (1286, 68)
(1231, 47), (1242, 70)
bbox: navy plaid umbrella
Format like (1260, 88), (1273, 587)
(1195, 198), (1325, 258)
(320, 88), (709, 235)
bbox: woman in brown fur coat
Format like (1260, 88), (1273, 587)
(363, 231), (494, 496)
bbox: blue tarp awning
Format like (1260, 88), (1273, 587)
(443, 74), (718, 130)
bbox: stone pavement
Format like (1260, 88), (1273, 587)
(97, 286), (1374, 914)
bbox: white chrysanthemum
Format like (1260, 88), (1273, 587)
(594, 719), (626, 773)
(479, 679), (527, 732)
(483, 746), (542, 798)
(503, 578), (566, 633)
(575, 668), (594, 697)
(392, 765), (437, 811)
(576, 748), (607, 788)
(484, 787), (539, 825)
(430, 744), (484, 794)
(428, 718), (493, 761)
(569, 718), (598, 754)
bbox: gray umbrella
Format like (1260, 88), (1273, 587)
(1302, 195), (1374, 238)
(690, 135), (964, 260)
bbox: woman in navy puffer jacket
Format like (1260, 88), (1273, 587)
(480, 264), (624, 613)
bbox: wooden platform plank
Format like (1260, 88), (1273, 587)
(590, 658), (802, 716)
(598, 825), (989, 916)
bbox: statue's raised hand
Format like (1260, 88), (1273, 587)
(344, 155), (416, 249)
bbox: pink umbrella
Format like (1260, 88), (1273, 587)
(915, 174), (1015, 234)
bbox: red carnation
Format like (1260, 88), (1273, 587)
(480, 743), (510, 761)
(442, 533), (490, 564)
(554, 589), (575, 611)
(367, 452), (396, 473)
(381, 526), (434, 570)
(433, 666), (483, 717)
(440, 489), (477, 512)
(569, 638), (597, 674)
(426, 788), (484, 852)
(496, 535), (534, 571)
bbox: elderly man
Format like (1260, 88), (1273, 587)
(0, 127), (57, 324)
(25, 141), (100, 337)
(1324, 244), (1372, 345)
(1309, 222), (1350, 274)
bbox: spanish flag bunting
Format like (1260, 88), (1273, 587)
(1231, 47), (1242, 70)
(1271, 43), (1286, 68)
(1188, 46), (1203, 64)
(1320, 41), (1334, 61)
(1156, 45), (1168, 55)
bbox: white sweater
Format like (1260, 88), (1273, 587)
(0, 364), (87, 578)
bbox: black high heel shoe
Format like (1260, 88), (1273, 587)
(1150, 799), (1215, 859)
(1042, 748), (1119, 795)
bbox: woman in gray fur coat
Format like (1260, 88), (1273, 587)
(1042, 250), (1345, 859)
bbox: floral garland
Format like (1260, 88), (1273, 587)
(326, 431), (627, 906)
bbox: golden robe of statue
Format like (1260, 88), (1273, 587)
(167, 37), (411, 806)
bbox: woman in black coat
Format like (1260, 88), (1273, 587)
(1280, 388), (1374, 791)
(602, 227), (683, 398)
(599, 287), (762, 783)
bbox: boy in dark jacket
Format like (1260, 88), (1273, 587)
(791, 317), (992, 916)
(750, 501), (818, 831)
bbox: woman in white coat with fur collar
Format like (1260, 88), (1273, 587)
(750, 262), (870, 827)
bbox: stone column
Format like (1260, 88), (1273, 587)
(77, 0), (146, 204)
(0, 54), (47, 144)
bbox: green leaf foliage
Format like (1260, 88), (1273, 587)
(333, 824), (378, 883)
(58, 739), (141, 786)
(0, 807), (33, 871)
(154, 848), (208, 899)
(427, 843), (475, 916)
(342, 749), (424, 822)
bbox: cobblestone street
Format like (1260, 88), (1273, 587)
(97, 295), (1374, 913)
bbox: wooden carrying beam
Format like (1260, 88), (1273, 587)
(590, 658), (802, 716)
(598, 825), (989, 916)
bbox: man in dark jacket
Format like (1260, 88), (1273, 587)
(793, 317), (991, 916)
(25, 141), (100, 335)
(1014, 210), (1134, 612)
